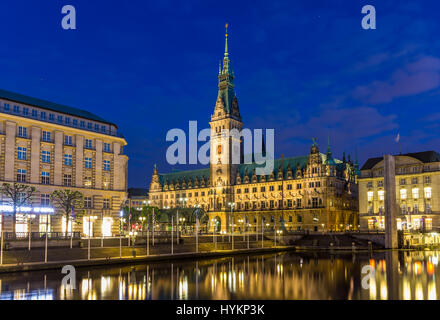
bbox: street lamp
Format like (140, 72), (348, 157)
(228, 202), (235, 249)
(119, 210), (123, 258)
(88, 215), (98, 260)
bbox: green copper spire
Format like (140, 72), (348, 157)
(216, 23), (239, 118)
(326, 136), (332, 157)
(222, 23), (230, 75)
(224, 23), (229, 57)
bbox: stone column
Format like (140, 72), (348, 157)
(30, 126), (41, 183)
(95, 139), (103, 189)
(75, 135), (84, 187)
(384, 154), (398, 249)
(4, 121), (16, 181)
(54, 131), (64, 185)
(113, 142), (122, 190)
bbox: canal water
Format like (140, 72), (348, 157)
(0, 250), (438, 300)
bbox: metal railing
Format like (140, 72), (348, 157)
(3, 232), (81, 240)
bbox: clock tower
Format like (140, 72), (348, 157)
(209, 24), (243, 213)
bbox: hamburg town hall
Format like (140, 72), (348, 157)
(149, 28), (359, 233)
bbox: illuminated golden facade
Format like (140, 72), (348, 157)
(149, 31), (358, 232)
(0, 89), (128, 236)
(359, 151), (440, 231)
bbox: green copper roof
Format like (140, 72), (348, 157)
(157, 153), (344, 187)
(0, 88), (117, 127)
(159, 168), (210, 185)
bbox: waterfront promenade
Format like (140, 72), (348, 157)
(0, 235), (283, 273)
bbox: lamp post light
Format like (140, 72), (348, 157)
(211, 218), (217, 250)
(247, 223), (251, 249)
(139, 216), (148, 255)
(0, 211), (3, 265)
(228, 202), (235, 246)
(179, 217), (185, 237)
(178, 197), (188, 244)
(119, 210), (123, 258)
(88, 215), (98, 261)
(27, 214), (36, 251)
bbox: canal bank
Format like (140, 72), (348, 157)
(0, 245), (297, 274)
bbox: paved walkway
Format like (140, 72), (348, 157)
(0, 239), (275, 267)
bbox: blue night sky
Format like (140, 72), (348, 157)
(0, 0), (439, 188)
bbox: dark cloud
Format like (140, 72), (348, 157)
(353, 56), (440, 104)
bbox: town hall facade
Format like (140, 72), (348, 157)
(149, 29), (359, 233)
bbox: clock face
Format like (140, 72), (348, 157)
(217, 145), (222, 155)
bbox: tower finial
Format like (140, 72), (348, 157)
(224, 23), (229, 57)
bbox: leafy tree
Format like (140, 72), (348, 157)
(51, 190), (84, 237)
(0, 183), (36, 226)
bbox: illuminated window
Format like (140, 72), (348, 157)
(62, 216), (72, 234)
(427, 204), (432, 213)
(63, 174), (72, 186)
(39, 214), (51, 232)
(400, 189), (407, 200)
(15, 213), (27, 235)
(412, 188), (419, 199)
(42, 131), (51, 142)
(378, 217), (385, 229)
(18, 126), (27, 137)
(84, 177), (92, 187)
(17, 169), (26, 182)
(378, 190), (384, 201)
(64, 135), (72, 146)
(41, 194), (50, 206)
(17, 147), (27, 160)
(42, 150), (51, 163)
(85, 139), (92, 149)
(102, 217), (113, 237)
(64, 154), (72, 166)
(424, 187), (432, 199)
(413, 218), (420, 230)
(104, 143), (111, 152)
(425, 218), (433, 231)
(85, 157), (92, 169)
(84, 197), (92, 208)
(367, 191), (373, 202)
(83, 217), (94, 237)
(103, 160), (110, 171)
(396, 219), (402, 230)
(41, 171), (50, 184)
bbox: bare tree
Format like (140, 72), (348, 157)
(0, 183), (36, 227)
(51, 189), (84, 237)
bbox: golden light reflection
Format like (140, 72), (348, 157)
(428, 281), (437, 300)
(414, 262), (422, 275)
(403, 279), (411, 300)
(178, 277), (188, 300)
(380, 280), (387, 300)
(415, 282), (424, 300)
